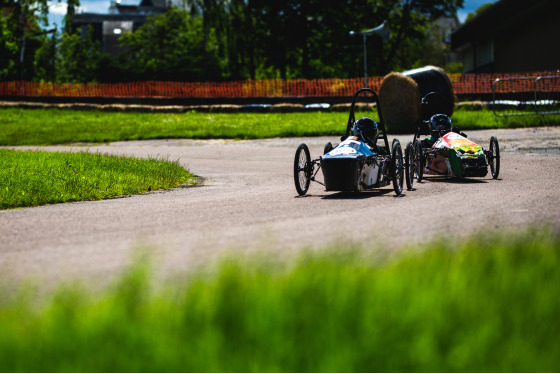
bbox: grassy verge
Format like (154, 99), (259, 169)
(0, 149), (196, 210)
(0, 109), (348, 145)
(1, 229), (558, 372)
(1, 107), (559, 146)
(452, 106), (560, 130)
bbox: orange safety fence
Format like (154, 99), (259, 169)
(0, 72), (558, 98)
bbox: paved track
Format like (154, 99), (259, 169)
(1, 127), (559, 288)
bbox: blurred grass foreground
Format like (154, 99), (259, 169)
(0, 229), (559, 372)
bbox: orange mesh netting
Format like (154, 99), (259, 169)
(1, 71), (557, 98)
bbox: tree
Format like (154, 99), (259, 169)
(0, 7), (19, 79)
(0, 0), (50, 80)
(33, 28), (57, 81)
(119, 6), (221, 81)
(56, 25), (102, 82)
(64, 0), (79, 33)
(363, 0), (463, 75)
(208, 0), (464, 79)
(3, 0), (466, 83)
(464, 2), (493, 23)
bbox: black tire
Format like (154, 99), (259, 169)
(323, 142), (333, 155)
(489, 136), (500, 179)
(391, 139), (404, 196)
(294, 143), (311, 195)
(415, 139), (424, 182)
(405, 141), (415, 190)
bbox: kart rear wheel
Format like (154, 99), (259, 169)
(415, 139), (424, 182)
(405, 141), (415, 190)
(323, 142), (333, 155)
(294, 143), (312, 195)
(391, 139), (404, 196)
(489, 136), (500, 179)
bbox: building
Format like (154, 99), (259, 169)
(71, 0), (172, 55)
(451, 0), (560, 73)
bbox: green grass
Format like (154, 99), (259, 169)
(0, 149), (196, 210)
(1, 229), (558, 372)
(0, 109), (348, 145)
(1, 107), (558, 146)
(452, 106), (560, 131)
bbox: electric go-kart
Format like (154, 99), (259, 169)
(293, 88), (405, 196)
(404, 92), (500, 188)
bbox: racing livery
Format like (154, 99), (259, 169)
(404, 92), (500, 187)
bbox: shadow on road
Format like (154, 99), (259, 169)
(421, 176), (488, 184)
(320, 189), (394, 200)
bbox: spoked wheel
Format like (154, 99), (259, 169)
(488, 136), (500, 179)
(415, 139), (424, 182)
(294, 143), (312, 195)
(323, 142), (333, 155)
(405, 141), (416, 190)
(391, 139), (404, 196)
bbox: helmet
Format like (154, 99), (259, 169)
(352, 117), (379, 145)
(430, 114), (452, 133)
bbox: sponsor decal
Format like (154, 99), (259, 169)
(433, 132), (482, 153)
(330, 147), (357, 156)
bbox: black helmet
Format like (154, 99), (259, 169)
(430, 114), (452, 133)
(352, 117), (379, 145)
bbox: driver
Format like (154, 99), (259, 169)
(430, 114), (452, 138)
(352, 117), (387, 154)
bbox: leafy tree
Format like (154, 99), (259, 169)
(33, 28), (57, 81)
(363, 0), (463, 75)
(207, 0), (464, 79)
(3, 0), (465, 83)
(119, 6), (221, 81)
(464, 2), (493, 23)
(0, 8), (19, 79)
(0, 0), (49, 80)
(56, 25), (102, 82)
(64, 0), (79, 33)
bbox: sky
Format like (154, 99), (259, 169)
(47, 0), (498, 29)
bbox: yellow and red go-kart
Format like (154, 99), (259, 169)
(404, 92), (500, 188)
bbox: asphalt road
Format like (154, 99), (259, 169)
(1, 126), (559, 288)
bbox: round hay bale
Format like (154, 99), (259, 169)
(379, 72), (421, 133)
(405, 66), (454, 109)
(379, 66), (454, 133)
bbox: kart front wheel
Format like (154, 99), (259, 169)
(294, 143), (312, 195)
(391, 139), (404, 196)
(489, 136), (500, 179)
(415, 139), (424, 182)
(405, 141), (416, 190)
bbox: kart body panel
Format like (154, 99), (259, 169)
(320, 137), (389, 191)
(426, 132), (488, 178)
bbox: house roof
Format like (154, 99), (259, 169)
(451, 0), (560, 50)
(139, 0), (167, 8)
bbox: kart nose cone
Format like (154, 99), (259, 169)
(321, 157), (362, 191)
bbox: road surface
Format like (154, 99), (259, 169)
(1, 127), (559, 288)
